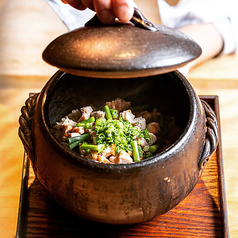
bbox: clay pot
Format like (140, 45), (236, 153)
(19, 70), (218, 224)
(19, 8), (218, 224)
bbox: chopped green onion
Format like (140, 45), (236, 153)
(69, 141), (80, 150)
(110, 109), (118, 119)
(104, 105), (112, 120)
(68, 133), (91, 149)
(140, 129), (151, 142)
(131, 140), (141, 162)
(85, 122), (92, 129)
(149, 143), (163, 154)
(145, 151), (153, 158)
(143, 145), (150, 152)
(80, 143), (105, 153)
(68, 133), (90, 144)
(76, 117), (95, 127)
(95, 117), (106, 126)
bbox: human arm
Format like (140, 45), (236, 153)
(178, 23), (224, 73)
(158, 0), (236, 74)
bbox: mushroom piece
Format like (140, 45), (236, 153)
(147, 122), (160, 135)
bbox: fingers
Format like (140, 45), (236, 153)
(61, 0), (135, 24)
(94, 0), (134, 24)
(93, 0), (115, 24)
(112, 0), (134, 23)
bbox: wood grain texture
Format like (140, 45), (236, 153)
(16, 97), (228, 238)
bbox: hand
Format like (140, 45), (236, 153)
(62, 0), (134, 24)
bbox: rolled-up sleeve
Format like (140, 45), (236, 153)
(157, 0), (237, 55)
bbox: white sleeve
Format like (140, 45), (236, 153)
(157, 0), (237, 55)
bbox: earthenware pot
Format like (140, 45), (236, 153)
(18, 9), (218, 224)
(19, 70), (218, 224)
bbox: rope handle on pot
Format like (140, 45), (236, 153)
(18, 93), (39, 163)
(198, 100), (219, 170)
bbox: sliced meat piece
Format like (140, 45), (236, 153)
(120, 110), (135, 123)
(117, 150), (133, 164)
(132, 116), (146, 130)
(72, 126), (85, 134)
(109, 155), (118, 164)
(80, 106), (93, 114)
(61, 116), (77, 127)
(109, 151), (133, 164)
(60, 117), (78, 137)
(91, 110), (105, 120)
(79, 114), (88, 121)
(102, 144), (116, 158)
(78, 106), (93, 121)
(97, 155), (111, 163)
(138, 137), (148, 147)
(61, 124), (73, 137)
(67, 109), (82, 122)
(87, 151), (98, 161)
(106, 98), (131, 112)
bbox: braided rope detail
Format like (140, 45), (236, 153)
(198, 100), (219, 170)
(18, 93), (39, 161)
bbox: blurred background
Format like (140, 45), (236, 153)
(0, 0), (238, 236)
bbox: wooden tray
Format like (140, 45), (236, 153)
(16, 96), (228, 238)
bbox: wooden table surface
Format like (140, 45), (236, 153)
(0, 0), (238, 237)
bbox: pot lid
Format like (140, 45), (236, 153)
(42, 8), (202, 78)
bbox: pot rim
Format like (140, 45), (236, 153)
(40, 70), (198, 172)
